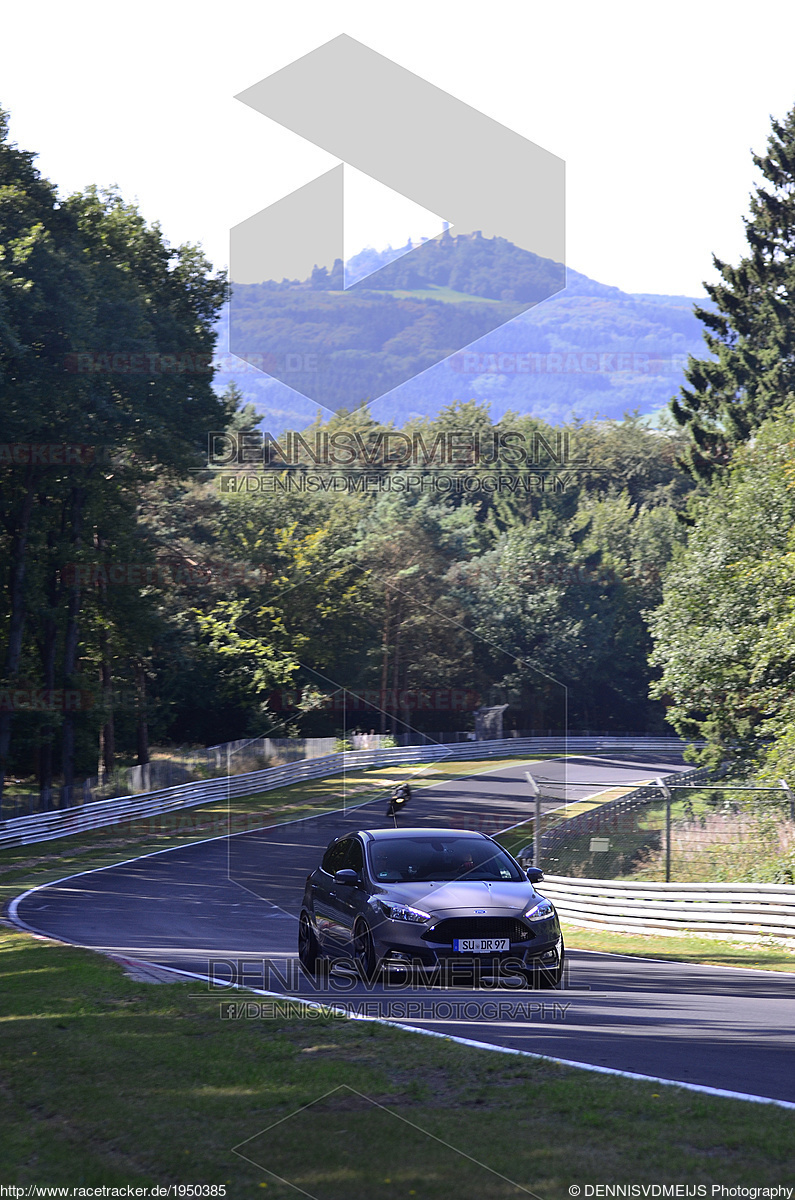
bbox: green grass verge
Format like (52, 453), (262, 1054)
(1, 927), (792, 1197)
(561, 921), (795, 974)
(0, 756), (547, 914)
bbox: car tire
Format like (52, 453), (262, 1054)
(353, 920), (379, 982)
(298, 912), (321, 974)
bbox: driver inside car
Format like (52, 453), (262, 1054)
(456, 849), (476, 877)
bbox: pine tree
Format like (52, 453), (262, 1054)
(673, 106), (795, 479)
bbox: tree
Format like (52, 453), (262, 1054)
(672, 106), (795, 479)
(0, 109), (227, 803)
(343, 494), (476, 736)
(220, 381), (261, 437)
(0, 107), (90, 800)
(460, 490), (676, 734)
(647, 412), (795, 765)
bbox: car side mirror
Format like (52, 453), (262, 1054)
(526, 867), (544, 884)
(334, 869), (361, 887)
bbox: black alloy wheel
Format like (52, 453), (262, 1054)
(298, 913), (320, 973)
(353, 920), (379, 981)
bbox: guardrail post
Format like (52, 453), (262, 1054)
(656, 777), (672, 882)
(525, 772), (541, 868)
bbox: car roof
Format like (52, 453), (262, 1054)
(359, 827), (493, 842)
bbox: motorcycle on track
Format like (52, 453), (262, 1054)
(386, 782), (412, 819)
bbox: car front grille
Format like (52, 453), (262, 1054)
(422, 917), (533, 943)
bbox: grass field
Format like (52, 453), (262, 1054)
(626, 792), (795, 884)
(1, 925), (792, 1198)
(378, 284), (515, 306)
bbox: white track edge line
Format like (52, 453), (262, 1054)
(90, 953), (795, 1112)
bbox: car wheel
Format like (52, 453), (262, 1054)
(353, 920), (379, 981)
(298, 912), (320, 974)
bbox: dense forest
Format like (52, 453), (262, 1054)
(217, 251), (708, 434)
(4, 102), (795, 805)
(229, 230), (560, 410)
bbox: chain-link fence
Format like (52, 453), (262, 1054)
(512, 784), (795, 885)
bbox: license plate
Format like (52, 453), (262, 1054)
(453, 938), (510, 953)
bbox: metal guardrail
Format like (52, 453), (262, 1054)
(0, 736), (695, 848)
(539, 876), (795, 941)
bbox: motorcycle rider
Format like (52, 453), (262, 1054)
(387, 780), (412, 817)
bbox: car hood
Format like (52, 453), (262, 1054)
(377, 879), (538, 916)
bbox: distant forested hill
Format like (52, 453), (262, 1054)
(217, 236), (709, 432)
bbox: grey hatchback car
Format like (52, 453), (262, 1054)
(298, 827), (564, 986)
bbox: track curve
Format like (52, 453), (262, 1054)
(10, 754), (795, 1104)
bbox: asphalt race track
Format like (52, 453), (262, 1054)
(10, 754), (795, 1105)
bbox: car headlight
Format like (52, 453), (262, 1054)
(379, 901), (431, 923)
(524, 898), (555, 922)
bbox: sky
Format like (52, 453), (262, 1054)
(3, 0), (795, 298)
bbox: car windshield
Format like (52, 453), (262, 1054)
(367, 836), (524, 884)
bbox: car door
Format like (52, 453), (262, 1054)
(313, 839), (349, 951)
(327, 837), (367, 953)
